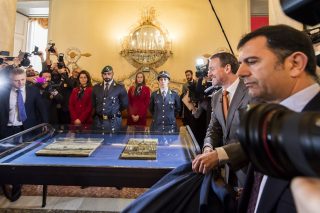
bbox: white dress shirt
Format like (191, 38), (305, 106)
(8, 86), (26, 126)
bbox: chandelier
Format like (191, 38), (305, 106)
(120, 7), (172, 71)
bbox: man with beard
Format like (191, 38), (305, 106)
(91, 65), (128, 131)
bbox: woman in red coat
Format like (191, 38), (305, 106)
(69, 70), (93, 125)
(127, 72), (151, 126)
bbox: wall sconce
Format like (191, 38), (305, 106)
(120, 7), (172, 72)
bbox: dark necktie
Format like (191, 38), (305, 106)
(104, 82), (109, 97)
(16, 89), (27, 122)
(247, 172), (263, 213)
(162, 91), (166, 101)
(222, 90), (229, 121)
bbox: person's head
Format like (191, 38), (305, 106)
(157, 71), (170, 89)
(72, 67), (81, 79)
(135, 72), (146, 85)
(185, 70), (193, 82)
(101, 65), (114, 82)
(208, 52), (239, 88)
(78, 70), (92, 87)
(10, 67), (26, 89)
(40, 70), (52, 83)
(26, 66), (36, 77)
(237, 24), (317, 102)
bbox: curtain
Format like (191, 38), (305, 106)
(30, 18), (48, 29)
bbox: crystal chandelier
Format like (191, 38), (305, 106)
(120, 7), (172, 71)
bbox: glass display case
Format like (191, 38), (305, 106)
(0, 124), (200, 188)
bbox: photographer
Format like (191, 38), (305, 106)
(37, 70), (63, 124)
(235, 24), (320, 212)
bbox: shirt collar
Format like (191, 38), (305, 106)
(225, 78), (239, 102)
(280, 83), (320, 112)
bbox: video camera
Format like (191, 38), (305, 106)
(238, 103), (320, 179)
(195, 58), (209, 78)
(18, 51), (31, 67)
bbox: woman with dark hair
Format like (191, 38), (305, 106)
(127, 72), (151, 126)
(69, 70), (93, 125)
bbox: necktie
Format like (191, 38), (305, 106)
(247, 172), (263, 213)
(222, 90), (229, 120)
(16, 89), (27, 122)
(162, 91), (166, 101)
(104, 82), (109, 97)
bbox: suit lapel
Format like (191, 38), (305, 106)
(225, 80), (247, 135)
(215, 90), (226, 130)
(256, 177), (289, 212)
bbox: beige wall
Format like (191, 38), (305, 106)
(0, 0), (17, 54)
(49, 0), (250, 85)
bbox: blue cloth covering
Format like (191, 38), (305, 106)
(122, 163), (235, 213)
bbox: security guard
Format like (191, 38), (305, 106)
(92, 65), (128, 131)
(149, 71), (181, 133)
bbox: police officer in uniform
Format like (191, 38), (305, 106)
(92, 65), (128, 131)
(149, 71), (181, 133)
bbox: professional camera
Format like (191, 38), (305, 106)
(46, 81), (61, 97)
(57, 53), (65, 69)
(48, 41), (56, 53)
(237, 103), (320, 179)
(18, 51), (31, 67)
(32, 46), (40, 55)
(195, 58), (209, 78)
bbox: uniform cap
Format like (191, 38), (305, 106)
(157, 70), (170, 80)
(101, 65), (113, 73)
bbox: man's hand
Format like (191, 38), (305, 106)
(291, 177), (320, 213)
(74, 119), (82, 125)
(192, 150), (219, 174)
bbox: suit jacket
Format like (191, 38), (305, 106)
(0, 84), (48, 139)
(203, 79), (251, 186)
(238, 92), (320, 213)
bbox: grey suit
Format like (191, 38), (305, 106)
(203, 79), (251, 187)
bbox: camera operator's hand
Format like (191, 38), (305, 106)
(291, 177), (320, 213)
(192, 150), (219, 174)
(27, 76), (37, 84)
(38, 51), (44, 62)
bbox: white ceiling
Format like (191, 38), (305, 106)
(16, 0), (268, 17)
(17, 0), (49, 17)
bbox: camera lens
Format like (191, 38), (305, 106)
(238, 104), (320, 179)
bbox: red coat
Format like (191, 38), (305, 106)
(127, 85), (151, 126)
(69, 87), (93, 125)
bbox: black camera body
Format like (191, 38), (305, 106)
(195, 63), (209, 78)
(57, 53), (65, 69)
(48, 42), (56, 53)
(238, 103), (320, 179)
(32, 46), (40, 55)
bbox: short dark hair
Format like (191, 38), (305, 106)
(39, 70), (51, 77)
(185, 70), (193, 75)
(237, 24), (317, 78)
(78, 70), (92, 87)
(209, 52), (239, 74)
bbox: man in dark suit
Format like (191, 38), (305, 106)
(0, 67), (48, 139)
(192, 52), (251, 189)
(236, 24), (320, 212)
(91, 65), (128, 131)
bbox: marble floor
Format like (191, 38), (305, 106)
(0, 195), (134, 212)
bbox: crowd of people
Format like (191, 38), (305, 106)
(1, 23), (320, 212)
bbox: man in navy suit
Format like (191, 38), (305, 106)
(0, 67), (48, 139)
(236, 25), (320, 212)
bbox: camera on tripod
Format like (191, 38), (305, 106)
(237, 103), (320, 179)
